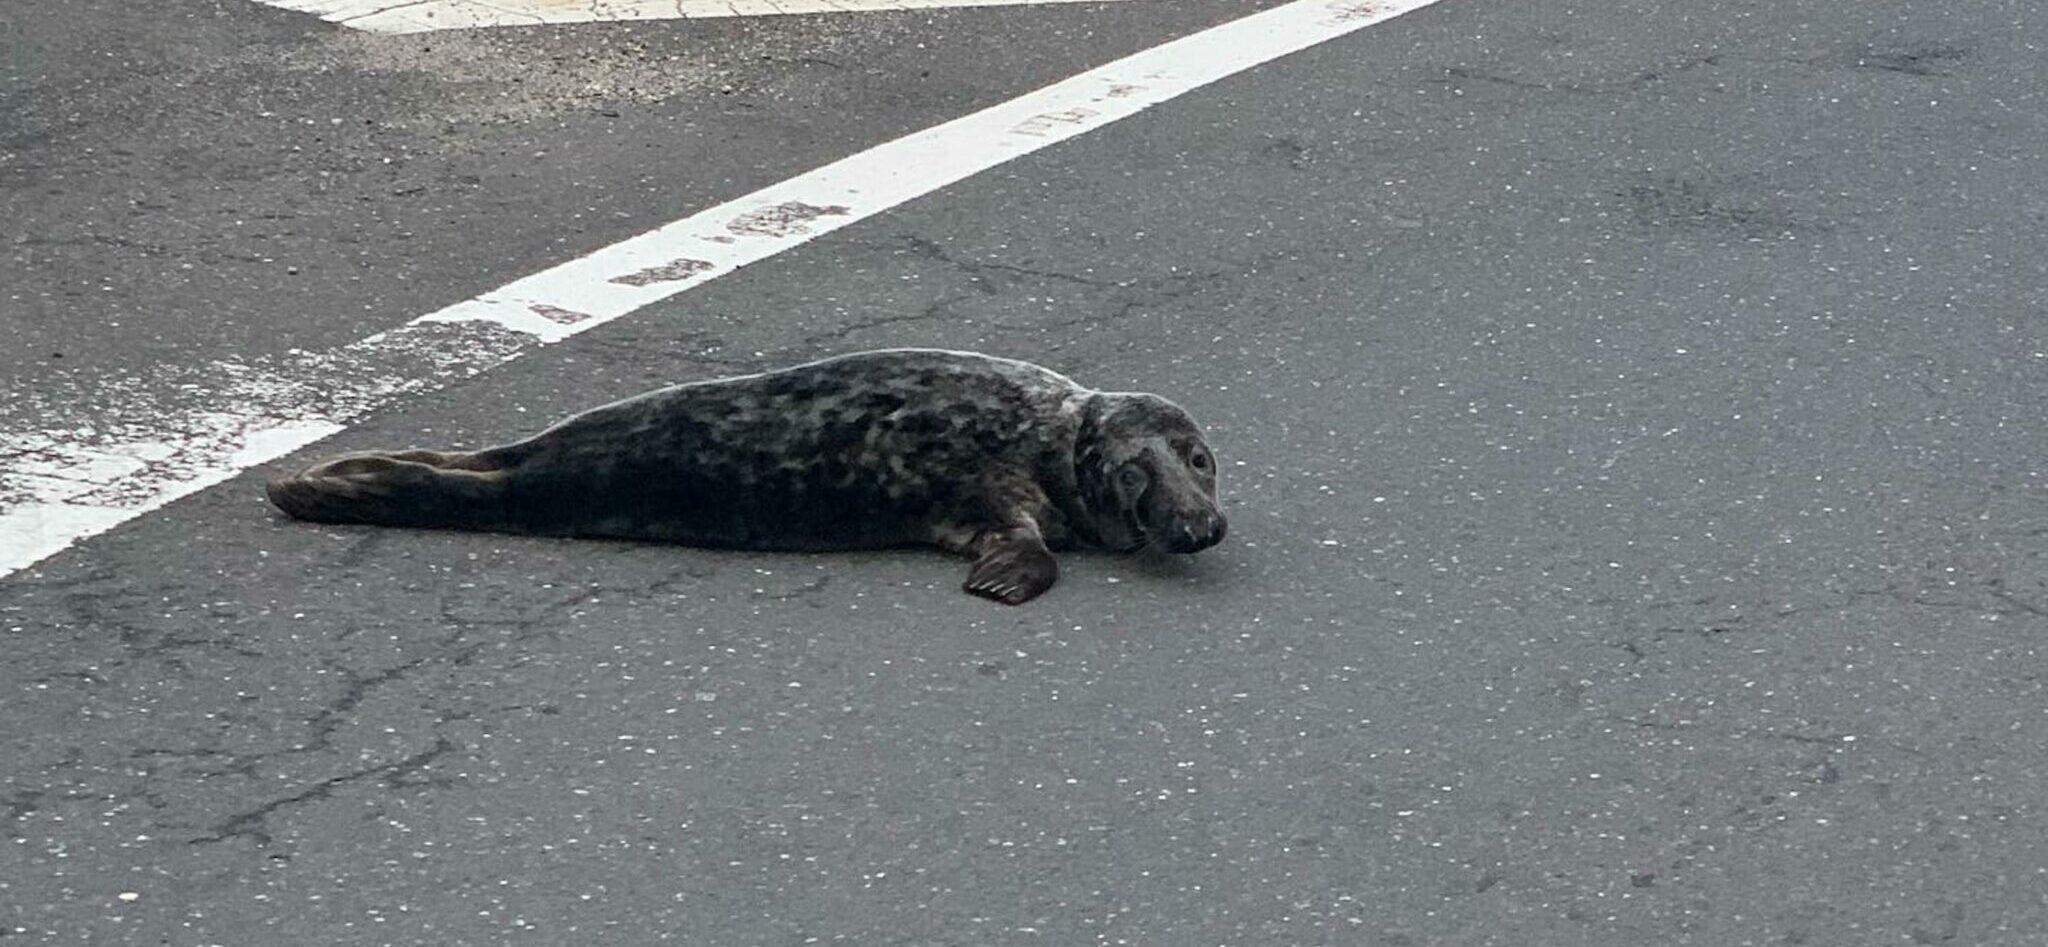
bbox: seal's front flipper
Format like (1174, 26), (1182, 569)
(963, 530), (1059, 605)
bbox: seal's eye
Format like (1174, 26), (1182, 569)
(1190, 450), (1211, 473)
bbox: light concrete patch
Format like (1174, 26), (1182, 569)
(255, 0), (1143, 34)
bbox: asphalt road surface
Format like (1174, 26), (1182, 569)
(7, 0), (2048, 944)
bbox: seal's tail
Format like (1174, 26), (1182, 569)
(266, 451), (508, 529)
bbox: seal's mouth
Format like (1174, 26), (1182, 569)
(1119, 507), (1151, 553)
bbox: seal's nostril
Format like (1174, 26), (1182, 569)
(1170, 515), (1227, 552)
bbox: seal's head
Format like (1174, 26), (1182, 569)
(1076, 393), (1228, 554)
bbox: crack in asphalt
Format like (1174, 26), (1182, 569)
(800, 298), (962, 348)
(853, 233), (1257, 351)
(295, 655), (441, 756)
(892, 233), (1127, 293)
(1435, 40), (1971, 101)
(1435, 54), (1727, 97)
(190, 736), (457, 847)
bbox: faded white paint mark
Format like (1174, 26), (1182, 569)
(528, 304), (597, 325)
(726, 202), (852, 238)
(0, 506), (135, 577)
(2, 323), (529, 575)
(1, 0), (1451, 577)
(1012, 107), (1100, 137)
(611, 259), (717, 287)
(253, 0), (1144, 34)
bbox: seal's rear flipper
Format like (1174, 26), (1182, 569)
(963, 529), (1060, 606)
(266, 452), (506, 529)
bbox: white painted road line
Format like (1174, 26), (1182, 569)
(0, 0), (1451, 577)
(257, 0), (1141, 34)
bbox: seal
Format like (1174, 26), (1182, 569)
(266, 348), (1226, 604)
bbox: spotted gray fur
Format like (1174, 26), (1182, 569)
(266, 348), (1227, 604)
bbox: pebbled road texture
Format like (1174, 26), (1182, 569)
(6, 0), (2048, 944)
